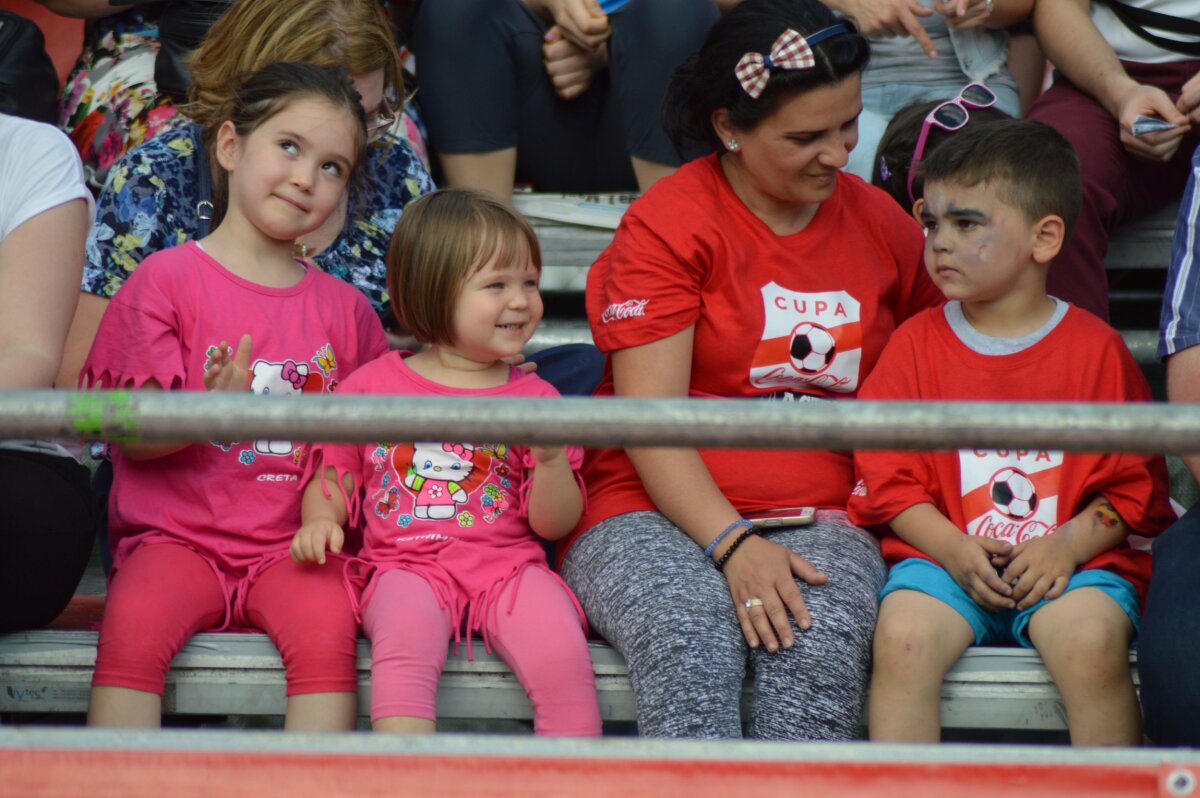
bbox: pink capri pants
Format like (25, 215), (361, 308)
(92, 542), (359, 696)
(361, 567), (601, 735)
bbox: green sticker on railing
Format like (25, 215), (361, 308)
(69, 392), (137, 441)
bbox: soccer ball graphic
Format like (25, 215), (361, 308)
(990, 467), (1038, 520)
(789, 322), (837, 374)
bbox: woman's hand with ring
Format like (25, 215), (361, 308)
(724, 536), (828, 653)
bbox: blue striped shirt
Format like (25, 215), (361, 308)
(1160, 144), (1200, 359)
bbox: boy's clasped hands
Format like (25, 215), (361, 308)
(942, 496), (1121, 612)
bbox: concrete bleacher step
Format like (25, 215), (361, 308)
(1104, 204), (1179, 272)
(528, 199), (1181, 292)
(0, 629), (1129, 732)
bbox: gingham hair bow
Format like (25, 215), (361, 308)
(733, 24), (852, 99)
(734, 29), (814, 99)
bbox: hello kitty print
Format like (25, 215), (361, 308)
(369, 441), (516, 532)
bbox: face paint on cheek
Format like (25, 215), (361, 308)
(967, 234), (994, 267)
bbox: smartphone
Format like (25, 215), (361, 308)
(1132, 114), (1178, 136)
(748, 506), (817, 528)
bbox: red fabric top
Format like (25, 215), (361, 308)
(848, 304), (1175, 602)
(562, 154), (941, 561)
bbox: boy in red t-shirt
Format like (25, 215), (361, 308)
(849, 119), (1174, 746)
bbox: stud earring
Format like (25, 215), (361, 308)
(727, 138), (740, 152)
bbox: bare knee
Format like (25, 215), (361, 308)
(1036, 613), (1131, 683)
(873, 612), (955, 679)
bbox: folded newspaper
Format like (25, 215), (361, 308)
(512, 193), (636, 230)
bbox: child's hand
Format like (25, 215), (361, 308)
(543, 27), (599, 100)
(1000, 532), (1079, 609)
(544, 0), (610, 51)
(204, 333), (253, 393)
(526, 444), (582, 540)
(500, 353), (537, 374)
(941, 535), (1015, 611)
(530, 445), (567, 465)
(290, 519), (344, 565)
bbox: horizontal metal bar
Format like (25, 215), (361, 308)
(2, 390), (1196, 454)
(2, 727), (1199, 767)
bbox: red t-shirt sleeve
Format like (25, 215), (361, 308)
(1074, 330), (1175, 535)
(848, 319), (940, 526)
(587, 172), (715, 353)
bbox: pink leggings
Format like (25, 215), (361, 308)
(361, 568), (601, 736)
(92, 543), (359, 696)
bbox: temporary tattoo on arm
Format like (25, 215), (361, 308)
(1093, 499), (1121, 530)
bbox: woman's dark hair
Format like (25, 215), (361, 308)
(208, 61), (368, 226)
(663, 0), (869, 156)
(872, 97), (1011, 209)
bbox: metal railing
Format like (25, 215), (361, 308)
(3, 390), (1195, 454)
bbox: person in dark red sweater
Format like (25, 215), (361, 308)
(849, 119), (1175, 746)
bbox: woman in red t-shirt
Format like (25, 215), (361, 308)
(558, 0), (943, 739)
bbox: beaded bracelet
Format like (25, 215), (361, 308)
(703, 519), (753, 559)
(715, 527), (761, 571)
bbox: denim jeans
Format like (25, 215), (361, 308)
(1139, 500), (1200, 746)
(528, 343), (605, 397)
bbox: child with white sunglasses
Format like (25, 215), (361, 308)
(871, 83), (1012, 209)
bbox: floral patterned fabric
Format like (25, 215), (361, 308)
(83, 121), (435, 315)
(57, 9), (180, 194)
(59, 6), (432, 195)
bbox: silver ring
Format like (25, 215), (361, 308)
(744, 598), (764, 610)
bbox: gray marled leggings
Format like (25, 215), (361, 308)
(560, 511), (885, 739)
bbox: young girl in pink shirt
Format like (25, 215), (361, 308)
(291, 189), (602, 735)
(82, 62), (389, 729)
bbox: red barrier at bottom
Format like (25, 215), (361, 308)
(1, 747), (1195, 798)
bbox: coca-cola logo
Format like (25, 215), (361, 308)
(600, 299), (649, 324)
(975, 516), (1054, 544)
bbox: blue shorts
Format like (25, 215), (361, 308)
(879, 558), (1140, 648)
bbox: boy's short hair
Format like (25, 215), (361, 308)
(918, 119), (1082, 241)
(386, 189), (542, 346)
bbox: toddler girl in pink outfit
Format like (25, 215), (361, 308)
(82, 63), (388, 729)
(291, 189), (601, 735)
